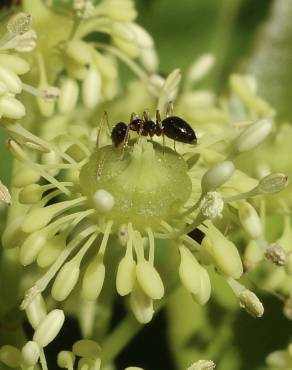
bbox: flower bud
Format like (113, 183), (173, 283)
(21, 341), (40, 366)
(37, 234), (66, 268)
(239, 289), (264, 318)
(162, 68), (181, 99)
(116, 254), (136, 296)
(202, 223), (243, 279)
(66, 39), (93, 65)
(72, 339), (101, 358)
(0, 54), (30, 75)
(233, 119), (272, 153)
(82, 66), (102, 108)
(113, 36), (140, 58)
(256, 173), (288, 194)
(93, 51), (117, 80)
(93, 189), (115, 213)
(20, 230), (47, 266)
(12, 165), (40, 187)
(201, 161), (235, 194)
(58, 77), (79, 113)
(0, 81), (7, 95)
(19, 183), (42, 204)
(187, 360), (216, 370)
(0, 180), (11, 205)
(82, 256), (105, 300)
(1, 216), (26, 249)
(21, 207), (53, 233)
(25, 293), (47, 329)
(0, 345), (22, 368)
(52, 260), (80, 301)
(136, 261), (164, 300)
(179, 246), (211, 304)
(128, 23), (154, 48)
(266, 350), (292, 369)
(58, 351), (75, 369)
(238, 201), (262, 239)
(130, 283), (154, 324)
(33, 309), (65, 347)
(112, 22), (135, 43)
(139, 47), (158, 73)
(243, 240), (264, 271)
(187, 53), (215, 83)
(0, 95), (25, 119)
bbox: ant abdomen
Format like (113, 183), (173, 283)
(161, 116), (197, 144)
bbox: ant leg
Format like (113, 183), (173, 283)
(156, 109), (165, 154)
(96, 111), (111, 148)
(173, 140), (176, 152)
(165, 101), (174, 118)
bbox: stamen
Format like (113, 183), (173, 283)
(20, 225), (97, 310)
(146, 227), (155, 264)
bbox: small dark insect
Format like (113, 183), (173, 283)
(110, 102), (197, 148)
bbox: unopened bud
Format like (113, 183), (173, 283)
(66, 39), (92, 65)
(187, 54), (215, 83)
(51, 261), (80, 301)
(58, 77), (79, 113)
(82, 256), (105, 300)
(20, 231), (47, 265)
(33, 309), (65, 347)
(238, 201), (262, 239)
(25, 293), (47, 328)
(19, 183), (42, 204)
(201, 161), (235, 194)
(187, 359), (216, 370)
(130, 283), (154, 324)
(266, 350), (291, 368)
(58, 351), (75, 369)
(13, 165), (40, 187)
(256, 173), (288, 194)
(0, 65), (22, 93)
(136, 261), (164, 300)
(233, 119), (272, 153)
(82, 66), (102, 108)
(72, 339), (101, 358)
(0, 95), (25, 119)
(116, 254), (136, 296)
(239, 289), (264, 318)
(202, 223), (243, 279)
(21, 341), (40, 366)
(265, 244), (287, 266)
(0, 181), (11, 205)
(0, 345), (22, 368)
(0, 54), (30, 75)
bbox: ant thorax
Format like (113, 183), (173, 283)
(79, 138), (192, 231)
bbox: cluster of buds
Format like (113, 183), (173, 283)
(0, 293), (64, 369)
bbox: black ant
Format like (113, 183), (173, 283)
(110, 102), (197, 148)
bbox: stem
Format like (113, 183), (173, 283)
(101, 315), (141, 364)
(39, 348), (48, 370)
